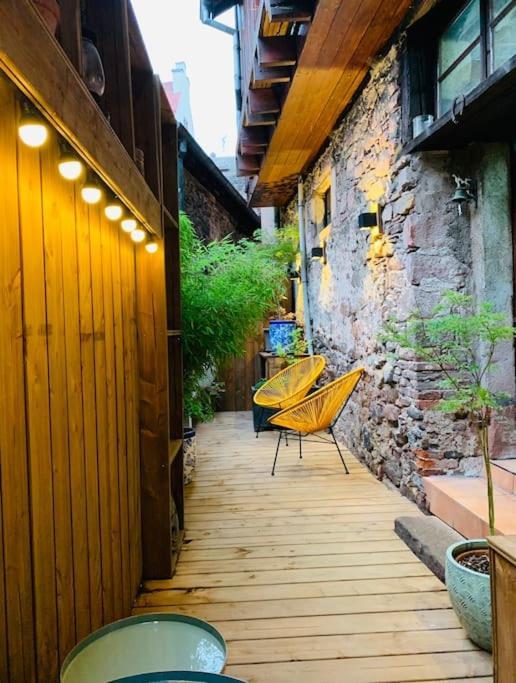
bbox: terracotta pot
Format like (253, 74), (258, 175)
(32, 0), (60, 36)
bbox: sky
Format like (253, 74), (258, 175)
(131, 1), (237, 157)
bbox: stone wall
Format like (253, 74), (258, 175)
(284, 40), (514, 506)
(184, 169), (247, 242)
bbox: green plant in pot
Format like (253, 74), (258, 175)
(383, 291), (515, 651)
(180, 213), (297, 426)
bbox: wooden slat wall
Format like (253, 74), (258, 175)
(218, 330), (262, 412)
(0, 71), (143, 680)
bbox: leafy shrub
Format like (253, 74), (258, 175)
(180, 213), (297, 421)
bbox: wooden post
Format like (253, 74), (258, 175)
(488, 535), (516, 682)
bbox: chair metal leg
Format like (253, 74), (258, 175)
(330, 427), (349, 474)
(271, 430), (283, 476)
(255, 407), (264, 438)
(299, 431), (302, 459)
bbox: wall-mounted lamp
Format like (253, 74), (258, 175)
(311, 244), (326, 264)
(58, 144), (84, 181)
(358, 203), (383, 243)
(452, 175), (477, 216)
(18, 101), (49, 148)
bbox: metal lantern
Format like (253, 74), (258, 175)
(82, 30), (105, 97)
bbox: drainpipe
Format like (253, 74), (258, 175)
(298, 176), (314, 355)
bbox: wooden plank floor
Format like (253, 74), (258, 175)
(134, 412), (492, 683)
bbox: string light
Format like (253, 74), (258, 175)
(130, 227), (146, 243)
(105, 200), (123, 221)
(81, 176), (103, 204)
(58, 147), (84, 181)
(121, 217), (137, 233)
(18, 101), (48, 148)
(145, 238), (158, 254)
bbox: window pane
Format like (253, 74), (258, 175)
(439, 0), (481, 75)
(492, 5), (516, 69)
(491, 0), (511, 18)
(438, 43), (482, 114)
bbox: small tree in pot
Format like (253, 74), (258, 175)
(384, 291), (515, 651)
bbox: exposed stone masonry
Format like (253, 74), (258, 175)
(283, 41), (494, 506)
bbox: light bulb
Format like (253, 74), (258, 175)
(130, 228), (146, 243)
(18, 120), (48, 148)
(105, 202), (123, 221)
(145, 240), (158, 254)
(58, 158), (84, 181)
(121, 218), (137, 233)
(81, 182), (102, 204)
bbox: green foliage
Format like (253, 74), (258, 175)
(275, 327), (308, 365)
(383, 291), (516, 535)
(180, 213), (296, 421)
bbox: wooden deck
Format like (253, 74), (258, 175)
(134, 412), (492, 682)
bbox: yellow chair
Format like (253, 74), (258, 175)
(253, 355), (326, 436)
(267, 367), (364, 475)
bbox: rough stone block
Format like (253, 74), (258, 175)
(395, 515), (463, 582)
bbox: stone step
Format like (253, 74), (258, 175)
(491, 459), (516, 495)
(424, 475), (516, 538)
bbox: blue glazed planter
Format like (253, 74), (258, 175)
(269, 320), (296, 354)
(110, 673), (246, 682)
(445, 539), (492, 652)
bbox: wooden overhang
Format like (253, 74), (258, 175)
(0, 0), (178, 236)
(237, 0), (413, 207)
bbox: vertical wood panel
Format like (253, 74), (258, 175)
(100, 212), (124, 619)
(0, 76), (36, 681)
(17, 115), (59, 680)
(61, 179), (91, 641)
(41, 138), (77, 662)
(0, 487), (7, 681)
(89, 204), (115, 624)
(76, 191), (104, 632)
(111, 221), (131, 614)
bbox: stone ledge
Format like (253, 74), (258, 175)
(395, 515), (464, 583)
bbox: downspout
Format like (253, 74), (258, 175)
(298, 176), (314, 355)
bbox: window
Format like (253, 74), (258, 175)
(323, 187), (332, 228)
(406, 0), (516, 133)
(437, 0), (516, 114)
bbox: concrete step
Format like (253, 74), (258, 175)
(491, 459), (516, 495)
(424, 475), (516, 538)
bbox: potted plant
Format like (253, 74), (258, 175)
(268, 306), (297, 354)
(251, 378), (276, 433)
(384, 291), (515, 651)
(180, 213), (297, 479)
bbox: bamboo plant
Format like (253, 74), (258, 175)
(384, 291), (516, 535)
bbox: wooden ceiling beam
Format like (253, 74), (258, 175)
(258, 37), (297, 68)
(243, 110), (276, 127)
(265, 0), (313, 23)
(237, 154), (261, 177)
(248, 88), (280, 115)
(252, 60), (292, 87)
(240, 127), (270, 146)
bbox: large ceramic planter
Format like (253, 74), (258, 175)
(445, 539), (492, 652)
(61, 613), (227, 682)
(183, 427), (197, 485)
(269, 319), (296, 354)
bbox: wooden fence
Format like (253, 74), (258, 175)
(0, 72), (143, 680)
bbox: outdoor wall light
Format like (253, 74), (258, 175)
(81, 175), (103, 204)
(358, 203), (384, 243)
(311, 244), (326, 264)
(130, 227), (146, 244)
(104, 199), (124, 221)
(18, 101), (49, 148)
(121, 217), (137, 233)
(452, 175), (477, 216)
(358, 212), (378, 229)
(145, 238), (159, 254)
(58, 146), (84, 181)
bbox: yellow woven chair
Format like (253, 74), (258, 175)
(253, 355), (326, 436)
(267, 367), (364, 475)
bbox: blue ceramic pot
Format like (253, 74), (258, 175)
(269, 319), (296, 354)
(445, 539), (492, 652)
